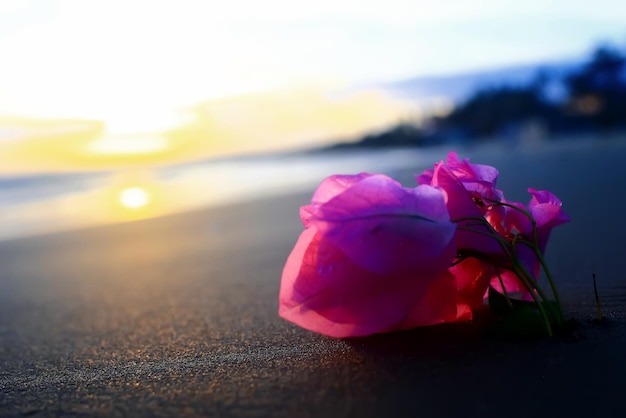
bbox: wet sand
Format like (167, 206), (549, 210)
(1, 140), (625, 417)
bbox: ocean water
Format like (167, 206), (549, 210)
(0, 147), (453, 241)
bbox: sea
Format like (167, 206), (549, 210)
(0, 146), (455, 241)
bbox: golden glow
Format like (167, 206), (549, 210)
(119, 187), (150, 209)
(87, 135), (169, 155)
(0, 87), (415, 175)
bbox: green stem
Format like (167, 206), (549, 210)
(518, 239), (565, 322)
(457, 228), (555, 334)
(510, 259), (554, 336)
(483, 198), (539, 247)
(593, 274), (604, 322)
(453, 215), (513, 255)
(454, 213), (560, 335)
(452, 215), (499, 234)
(509, 259), (546, 302)
(456, 226), (514, 259)
(495, 268), (513, 309)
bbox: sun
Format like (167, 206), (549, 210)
(119, 187), (150, 209)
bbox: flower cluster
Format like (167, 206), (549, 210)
(279, 152), (569, 338)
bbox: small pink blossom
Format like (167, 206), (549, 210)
(418, 153), (570, 306)
(418, 152), (504, 254)
(488, 189), (570, 295)
(418, 152), (500, 204)
(279, 173), (461, 337)
(528, 188), (571, 252)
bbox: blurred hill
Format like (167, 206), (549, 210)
(327, 41), (626, 150)
(383, 59), (580, 105)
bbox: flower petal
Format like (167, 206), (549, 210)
(432, 164), (502, 253)
(279, 227), (458, 337)
(311, 178), (456, 274)
(300, 173), (375, 227)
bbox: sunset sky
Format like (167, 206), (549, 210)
(1, 0), (625, 172)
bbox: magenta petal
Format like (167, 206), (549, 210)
(498, 199), (532, 236)
(299, 205), (315, 228)
(446, 152), (499, 185)
(404, 271), (460, 325)
(431, 164), (479, 218)
(318, 213), (455, 275)
(432, 164), (502, 253)
(416, 168), (434, 185)
(488, 270), (530, 297)
(312, 173), (374, 206)
(311, 178), (456, 274)
(449, 257), (490, 310)
(300, 173), (375, 226)
(528, 188), (571, 228)
(279, 174), (461, 337)
(279, 227), (458, 337)
(279, 227), (319, 312)
(442, 152), (501, 201)
(527, 188), (570, 251)
(314, 175), (450, 223)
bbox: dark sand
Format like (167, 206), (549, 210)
(1, 140), (626, 417)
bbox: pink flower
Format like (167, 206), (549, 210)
(487, 189), (570, 296)
(418, 152), (569, 306)
(417, 152), (500, 204)
(457, 188), (569, 304)
(280, 153), (570, 337)
(417, 152), (504, 254)
(279, 173), (461, 337)
(527, 188), (571, 252)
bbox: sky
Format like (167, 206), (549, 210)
(0, 0), (625, 171)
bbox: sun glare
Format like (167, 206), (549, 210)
(88, 135), (169, 155)
(119, 187), (150, 209)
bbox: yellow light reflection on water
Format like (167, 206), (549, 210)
(106, 173), (165, 223)
(119, 187), (150, 209)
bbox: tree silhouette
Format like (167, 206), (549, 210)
(445, 85), (550, 138)
(339, 40), (626, 150)
(565, 45), (626, 129)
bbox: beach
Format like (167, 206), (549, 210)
(1, 139), (626, 417)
